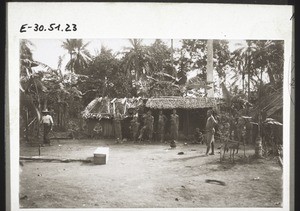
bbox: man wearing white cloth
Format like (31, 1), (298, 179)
(41, 109), (54, 146)
(205, 110), (217, 156)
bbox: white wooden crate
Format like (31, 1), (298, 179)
(93, 147), (109, 165)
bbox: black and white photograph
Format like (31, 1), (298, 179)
(7, 3), (293, 211)
(18, 38), (285, 209)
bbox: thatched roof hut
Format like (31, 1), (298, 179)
(145, 96), (219, 139)
(82, 96), (221, 140)
(82, 97), (144, 138)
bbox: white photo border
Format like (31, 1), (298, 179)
(7, 2), (294, 211)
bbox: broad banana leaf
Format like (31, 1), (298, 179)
(20, 93), (41, 121)
(220, 82), (232, 105)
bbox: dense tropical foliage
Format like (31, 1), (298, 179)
(20, 38), (284, 142)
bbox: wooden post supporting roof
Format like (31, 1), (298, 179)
(187, 110), (190, 136)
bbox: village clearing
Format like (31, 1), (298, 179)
(20, 139), (282, 208)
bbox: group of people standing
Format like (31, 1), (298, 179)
(39, 106), (257, 154)
(125, 108), (218, 157)
(136, 109), (179, 143)
(156, 110), (180, 143)
(113, 108), (262, 158)
(113, 109), (179, 143)
(113, 108), (219, 157)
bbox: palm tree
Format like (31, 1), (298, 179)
(122, 39), (148, 80)
(61, 39), (92, 74)
(148, 40), (171, 67)
(251, 40), (284, 87)
(213, 40), (232, 80)
(230, 40), (284, 102)
(231, 41), (257, 101)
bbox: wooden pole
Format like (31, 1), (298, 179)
(58, 104), (60, 127)
(255, 64), (263, 158)
(248, 62), (251, 102)
(186, 110), (190, 136)
(244, 142), (246, 157)
(25, 108), (29, 142)
(171, 39), (174, 69)
(37, 112), (40, 143)
(206, 39), (214, 97)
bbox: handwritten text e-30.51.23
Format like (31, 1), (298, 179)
(20, 23), (77, 33)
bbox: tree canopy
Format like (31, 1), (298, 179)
(20, 38), (284, 133)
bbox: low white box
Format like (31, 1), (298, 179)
(93, 147), (109, 165)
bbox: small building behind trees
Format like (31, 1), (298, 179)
(82, 96), (219, 140)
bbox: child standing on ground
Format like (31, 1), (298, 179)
(194, 128), (204, 144)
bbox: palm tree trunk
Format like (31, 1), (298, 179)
(60, 106), (63, 128)
(62, 106), (65, 130)
(242, 73), (245, 93)
(171, 39), (174, 68)
(25, 108), (29, 142)
(57, 105), (60, 127)
(33, 81), (41, 142)
(267, 62), (276, 85)
(70, 52), (73, 73)
(206, 39), (214, 97)
(248, 67), (251, 101)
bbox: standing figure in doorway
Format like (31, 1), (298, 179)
(205, 109), (217, 155)
(194, 128), (204, 144)
(130, 115), (140, 143)
(146, 110), (154, 142)
(157, 110), (167, 143)
(138, 110), (154, 142)
(170, 109), (179, 141)
(138, 112), (148, 142)
(114, 109), (122, 143)
(41, 109), (54, 146)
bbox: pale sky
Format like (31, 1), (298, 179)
(27, 39), (253, 98)
(29, 39), (180, 70)
(28, 39), (246, 71)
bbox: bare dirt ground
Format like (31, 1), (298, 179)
(19, 139), (282, 208)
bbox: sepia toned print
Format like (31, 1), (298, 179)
(19, 39), (284, 208)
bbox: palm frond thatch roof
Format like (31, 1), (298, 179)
(82, 97), (112, 120)
(82, 97), (144, 120)
(186, 76), (213, 90)
(145, 96), (217, 109)
(111, 97), (144, 115)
